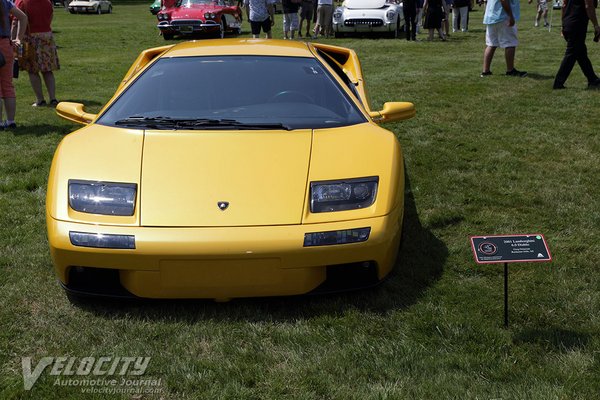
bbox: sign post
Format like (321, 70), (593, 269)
(470, 234), (552, 328)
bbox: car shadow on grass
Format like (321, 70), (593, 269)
(74, 175), (447, 321)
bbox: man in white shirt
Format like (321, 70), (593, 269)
(245, 0), (276, 38)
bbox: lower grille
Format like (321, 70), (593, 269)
(344, 18), (384, 27)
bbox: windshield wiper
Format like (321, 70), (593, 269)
(174, 119), (292, 131)
(114, 116), (218, 129)
(114, 117), (291, 131)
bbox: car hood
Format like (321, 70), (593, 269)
(140, 130), (312, 227)
(344, 0), (388, 9)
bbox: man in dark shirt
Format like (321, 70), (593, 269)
(404, 0), (417, 40)
(553, 0), (600, 89)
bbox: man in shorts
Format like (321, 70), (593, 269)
(298, 0), (315, 38)
(245, 0), (276, 38)
(481, 0), (528, 77)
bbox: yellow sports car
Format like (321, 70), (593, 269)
(47, 39), (415, 301)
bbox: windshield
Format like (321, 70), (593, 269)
(177, 0), (220, 6)
(98, 55), (366, 130)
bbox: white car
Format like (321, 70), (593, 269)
(332, 0), (404, 38)
(68, 0), (112, 14)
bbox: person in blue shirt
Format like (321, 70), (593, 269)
(480, 0), (528, 77)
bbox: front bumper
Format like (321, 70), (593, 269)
(48, 208), (402, 300)
(69, 6), (97, 13)
(333, 19), (397, 33)
(157, 20), (220, 35)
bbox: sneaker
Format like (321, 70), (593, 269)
(534, 21), (539, 27)
(553, 84), (566, 90)
(480, 71), (492, 77)
(506, 68), (528, 77)
(5, 122), (17, 129)
(49, 99), (59, 107)
(32, 100), (46, 107)
(588, 79), (600, 89)
(544, 21), (549, 27)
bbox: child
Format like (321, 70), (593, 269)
(529, 0), (549, 27)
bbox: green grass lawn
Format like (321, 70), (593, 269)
(1, 4), (599, 399)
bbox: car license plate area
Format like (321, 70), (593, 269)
(159, 258), (281, 289)
(179, 26), (194, 33)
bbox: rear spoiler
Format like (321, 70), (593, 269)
(309, 42), (372, 112)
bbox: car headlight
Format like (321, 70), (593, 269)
(310, 177), (378, 213)
(158, 13), (168, 20)
(386, 10), (396, 20)
(68, 180), (137, 216)
(204, 12), (216, 19)
(333, 10), (343, 20)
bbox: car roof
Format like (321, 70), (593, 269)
(161, 39), (315, 58)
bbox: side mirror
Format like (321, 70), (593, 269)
(369, 102), (416, 123)
(55, 102), (97, 125)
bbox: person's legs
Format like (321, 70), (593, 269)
(554, 33), (578, 87)
(483, 46), (496, 73)
(574, 39), (598, 83)
(438, 27), (446, 40)
(452, 7), (459, 32)
(42, 71), (57, 102)
(322, 5), (332, 37)
(313, 5), (323, 37)
(460, 6), (468, 31)
(250, 20), (261, 38)
(4, 97), (16, 123)
(405, 12), (415, 40)
(299, 16), (305, 37)
(504, 46), (515, 71)
(291, 13), (299, 38)
(29, 72), (46, 104)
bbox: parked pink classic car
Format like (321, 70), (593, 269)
(157, 0), (243, 40)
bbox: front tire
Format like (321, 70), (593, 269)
(218, 18), (226, 38)
(163, 32), (174, 40)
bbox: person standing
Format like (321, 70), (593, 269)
(298, 0), (314, 38)
(480, 0), (527, 77)
(282, 0), (300, 39)
(244, 0), (276, 38)
(453, 0), (470, 31)
(312, 0), (332, 38)
(15, 0), (59, 107)
(423, 0), (448, 40)
(404, 0), (418, 40)
(529, 0), (549, 27)
(553, 0), (600, 89)
(0, 1), (26, 129)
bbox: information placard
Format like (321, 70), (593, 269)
(470, 234), (552, 264)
